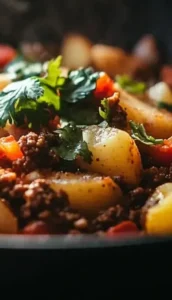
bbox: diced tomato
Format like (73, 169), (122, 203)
(94, 73), (116, 100)
(0, 135), (23, 161)
(107, 221), (139, 237)
(22, 221), (50, 235)
(149, 138), (172, 166)
(0, 44), (17, 68)
(48, 115), (60, 130)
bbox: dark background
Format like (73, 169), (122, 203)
(0, 0), (172, 63)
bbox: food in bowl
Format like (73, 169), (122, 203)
(0, 44), (172, 237)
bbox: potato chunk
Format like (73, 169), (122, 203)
(0, 73), (12, 91)
(61, 34), (92, 69)
(115, 83), (172, 139)
(143, 183), (172, 235)
(78, 125), (142, 186)
(49, 172), (122, 216)
(0, 199), (17, 234)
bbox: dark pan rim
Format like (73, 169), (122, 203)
(0, 234), (171, 249)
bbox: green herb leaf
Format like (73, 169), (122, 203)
(0, 55), (67, 128)
(37, 83), (60, 111)
(99, 98), (110, 121)
(61, 67), (100, 103)
(60, 102), (101, 125)
(0, 78), (44, 127)
(158, 102), (172, 112)
(54, 122), (92, 163)
(116, 75), (146, 94)
(40, 56), (65, 88)
(5, 56), (43, 80)
(129, 120), (163, 145)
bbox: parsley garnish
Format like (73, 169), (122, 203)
(61, 67), (100, 103)
(40, 56), (65, 88)
(99, 98), (110, 122)
(0, 56), (65, 128)
(116, 75), (146, 94)
(158, 102), (172, 112)
(5, 56), (43, 80)
(0, 78), (44, 127)
(129, 120), (163, 145)
(54, 122), (92, 163)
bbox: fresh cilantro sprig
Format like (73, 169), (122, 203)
(54, 122), (92, 163)
(116, 75), (146, 94)
(5, 56), (44, 80)
(158, 102), (172, 112)
(0, 56), (66, 128)
(0, 78), (44, 127)
(99, 98), (110, 122)
(60, 67), (100, 103)
(40, 56), (65, 88)
(129, 120), (163, 145)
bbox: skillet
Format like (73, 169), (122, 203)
(0, 234), (171, 288)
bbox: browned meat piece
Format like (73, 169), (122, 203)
(12, 131), (60, 174)
(92, 205), (128, 231)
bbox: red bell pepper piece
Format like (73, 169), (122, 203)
(107, 221), (139, 236)
(94, 73), (116, 100)
(0, 44), (17, 68)
(0, 135), (23, 161)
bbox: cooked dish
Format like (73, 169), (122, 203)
(0, 43), (172, 237)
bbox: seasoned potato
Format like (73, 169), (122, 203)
(49, 172), (122, 215)
(148, 81), (172, 105)
(91, 44), (148, 77)
(0, 199), (17, 233)
(143, 183), (172, 235)
(78, 125), (142, 186)
(91, 44), (127, 76)
(61, 34), (92, 69)
(115, 83), (172, 139)
(0, 73), (12, 91)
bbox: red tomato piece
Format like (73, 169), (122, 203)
(107, 221), (139, 236)
(149, 138), (172, 166)
(94, 73), (116, 100)
(0, 44), (17, 68)
(0, 135), (23, 161)
(22, 221), (50, 235)
(48, 115), (60, 130)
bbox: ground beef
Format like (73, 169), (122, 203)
(0, 168), (17, 199)
(111, 103), (127, 129)
(19, 179), (68, 227)
(142, 165), (172, 188)
(92, 205), (128, 231)
(129, 209), (142, 229)
(107, 92), (127, 129)
(128, 187), (152, 209)
(12, 131), (60, 174)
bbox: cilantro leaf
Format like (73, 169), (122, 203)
(99, 98), (110, 121)
(37, 83), (60, 111)
(158, 102), (172, 112)
(60, 102), (101, 125)
(0, 78), (44, 127)
(5, 56), (43, 80)
(129, 120), (163, 145)
(54, 122), (92, 163)
(116, 75), (146, 94)
(0, 55), (66, 128)
(40, 56), (65, 88)
(61, 67), (100, 103)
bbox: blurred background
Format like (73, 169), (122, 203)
(0, 0), (172, 85)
